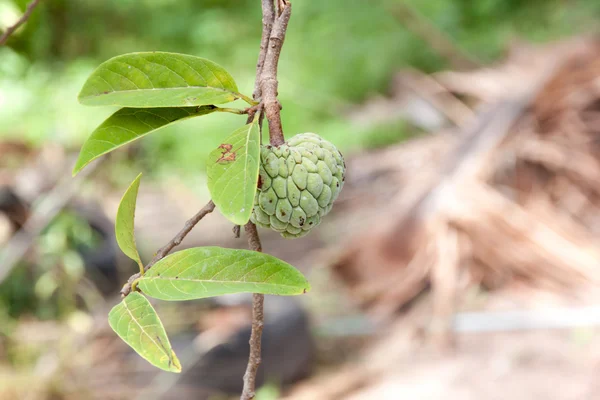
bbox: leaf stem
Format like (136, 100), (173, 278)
(137, 261), (145, 276)
(130, 278), (140, 294)
(215, 107), (248, 115)
(238, 92), (260, 106)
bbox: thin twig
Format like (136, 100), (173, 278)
(259, 0), (292, 147)
(241, 223), (264, 400)
(120, 200), (215, 296)
(0, 0), (43, 46)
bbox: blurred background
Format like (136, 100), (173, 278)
(2, 0), (600, 399)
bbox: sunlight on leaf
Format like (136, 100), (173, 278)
(137, 247), (310, 301)
(72, 106), (217, 176)
(108, 292), (181, 373)
(78, 52), (241, 107)
(116, 173), (143, 270)
(206, 120), (260, 225)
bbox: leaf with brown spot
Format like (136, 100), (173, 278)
(207, 121), (260, 225)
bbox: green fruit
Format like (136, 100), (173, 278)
(251, 133), (345, 238)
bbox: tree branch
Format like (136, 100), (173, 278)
(259, 0), (292, 146)
(240, 1), (294, 398)
(0, 0), (43, 46)
(120, 200), (215, 296)
(240, 223), (264, 400)
(245, 221), (263, 253)
(253, 0), (276, 100)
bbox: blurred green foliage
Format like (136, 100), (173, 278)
(0, 0), (599, 187)
(0, 210), (101, 320)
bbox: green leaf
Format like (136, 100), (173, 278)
(116, 173), (143, 270)
(206, 121), (260, 225)
(137, 247), (311, 301)
(72, 106), (216, 176)
(108, 292), (181, 373)
(78, 52), (241, 107)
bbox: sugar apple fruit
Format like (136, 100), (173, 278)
(251, 133), (345, 238)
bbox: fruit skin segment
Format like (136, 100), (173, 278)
(251, 133), (346, 238)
